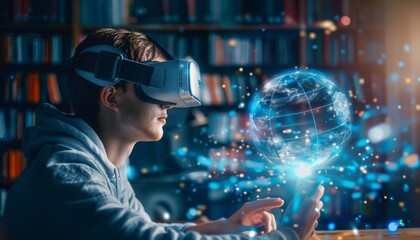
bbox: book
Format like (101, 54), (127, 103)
(27, 72), (41, 104)
(47, 73), (62, 104)
(284, 0), (298, 26)
(0, 110), (6, 140)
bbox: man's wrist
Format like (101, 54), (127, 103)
(187, 218), (228, 235)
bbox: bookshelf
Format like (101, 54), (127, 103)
(0, 0), (74, 214)
(0, 0), (390, 229)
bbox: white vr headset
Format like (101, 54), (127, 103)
(72, 36), (202, 108)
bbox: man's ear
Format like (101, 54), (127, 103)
(99, 86), (119, 112)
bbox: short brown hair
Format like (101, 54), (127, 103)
(68, 28), (165, 128)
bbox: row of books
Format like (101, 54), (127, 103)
(305, 0), (381, 25)
(201, 73), (262, 106)
(0, 34), (70, 64)
(0, 0), (72, 24)
(0, 109), (35, 141)
(80, 0), (129, 26)
(305, 31), (385, 67)
(1, 149), (26, 181)
(208, 33), (299, 66)
(145, 33), (204, 63)
(2, 72), (63, 105)
(208, 31), (384, 67)
(200, 68), (379, 108)
(131, 0), (298, 25)
(324, 32), (384, 66)
(307, 0), (385, 27)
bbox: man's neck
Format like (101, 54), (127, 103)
(100, 133), (134, 167)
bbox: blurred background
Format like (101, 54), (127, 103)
(0, 0), (419, 231)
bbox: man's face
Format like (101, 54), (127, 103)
(116, 82), (173, 142)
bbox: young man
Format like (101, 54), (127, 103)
(4, 28), (324, 239)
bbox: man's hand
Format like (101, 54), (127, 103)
(282, 183), (325, 240)
(188, 198), (284, 235)
(224, 198), (284, 235)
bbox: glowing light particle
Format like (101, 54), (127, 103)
(388, 221), (399, 232)
(367, 123), (392, 143)
(247, 231), (257, 238)
(404, 154), (419, 168)
(352, 227), (359, 236)
(283, 129), (292, 134)
(187, 208), (197, 220)
(398, 61), (404, 68)
(390, 72), (400, 82)
(340, 16), (351, 26)
(309, 32), (316, 39)
(177, 147), (188, 156)
(328, 222), (336, 230)
(403, 44), (411, 52)
(228, 39), (237, 47)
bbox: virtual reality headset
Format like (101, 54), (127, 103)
(72, 36), (202, 108)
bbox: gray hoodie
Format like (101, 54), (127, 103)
(4, 103), (299, 240)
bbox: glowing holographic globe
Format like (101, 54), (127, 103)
(249, 69), (352, 168)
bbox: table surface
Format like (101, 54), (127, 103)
(314, 228), (420, 239)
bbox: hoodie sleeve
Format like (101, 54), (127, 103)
(45, 156), (298, 240)
(125, 174), (199, 232)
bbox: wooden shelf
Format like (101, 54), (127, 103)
(0, 63), (68, 72)
(79, 23), (315, 33)
(0, 23), (72, 32)
(0, 180), (14, 190)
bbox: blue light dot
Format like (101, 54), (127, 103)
(403, 184), (410, 192)
(186, 208), (197, 220)
(398, 61), (405, 68)
(209, 182), (220, 190)
(388, 221), (399, 232)
(177, 147), (188, 156)
(352, 192), (362, 199)
(403, 44), (411, 52)
(390, 72), (400, 82)
(328, 222), (336, 230)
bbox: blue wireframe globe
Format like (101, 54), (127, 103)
(249, 69), (352, 168)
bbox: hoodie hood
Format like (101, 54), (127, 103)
(22, 103), (116, 177)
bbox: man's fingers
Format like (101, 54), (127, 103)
(262, 212), (272, 233)
(270, 212), (277, 231)
(242, 198), (284, 214)
(317, 200), (323, 210)
(313, 185), (324, 201)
